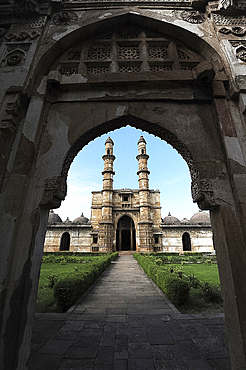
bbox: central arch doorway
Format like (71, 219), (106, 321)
(116, 216), (136, 251)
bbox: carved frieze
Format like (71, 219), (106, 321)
(219, 26), (246, 36)
(52, 12), (78, 26)
(229, 41), (246, 62)
(5, 30), (40, 42)
(40, 176), (67, 209)
(213, 14), (246, 26)
(0, 92), (22, 137)
(174, 10), (205, 24)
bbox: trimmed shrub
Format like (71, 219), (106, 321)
(200, 282), (222, 303)
(53, 253), (118, 312)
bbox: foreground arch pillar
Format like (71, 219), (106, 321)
(0, 5), (246, 370)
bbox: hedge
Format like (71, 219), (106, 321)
(134, 253), (190, 306)
(53, 252), (118, 312)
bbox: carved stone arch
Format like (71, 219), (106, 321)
(32, 11), (226, 84)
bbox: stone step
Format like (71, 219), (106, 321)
(118, 250), (134, 255)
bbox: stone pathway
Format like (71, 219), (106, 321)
(28, 255), (231, 370)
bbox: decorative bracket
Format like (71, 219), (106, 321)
(40, 176), (67, 209)
(0, 91), (22, 137)
(191, 179), (218, 210)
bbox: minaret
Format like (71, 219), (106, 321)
(99, 137), (115, 251)
(136, 136), (153, 251)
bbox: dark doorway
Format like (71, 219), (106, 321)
(182, 232), (191, 251)
(60, 232), (70, 251)
(116, 216), (136, 251)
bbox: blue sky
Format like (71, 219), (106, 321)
(57, 126), (200, 221)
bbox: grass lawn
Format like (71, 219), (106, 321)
(36, 263), (81, 312)
(170, 264), (223, 314)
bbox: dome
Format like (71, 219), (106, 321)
(64, 217), (72, 224)
(190, 210), (211, 224)
(180, 218), (190, 224)
(162, 212), (180, 225)
(48, 210), (62, 224)
(73, 213), (89, 224)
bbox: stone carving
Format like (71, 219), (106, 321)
(230, 40), (246, 48)
(191, 179), (217, 210)
(52, 12), (78, 26)
(0, 28), (6, 37)
(219, 26), (246, 36)
(236, 48), (246, 62)
(7, 53), (22, 66)
(7, 44), (31, 52)
(0, 92), (21, 136)
(213, 14), (246, 26)
(40, 176), (67, 209)
(5, 30), (40, 42)
(9, 16), (46, 29)
(175, 10), (206, 24)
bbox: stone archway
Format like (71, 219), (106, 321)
(1, 11), (246, 370)
(116, 216), (136, 252)
(59, 232), (70, 251)
(182, 232), (192, 252)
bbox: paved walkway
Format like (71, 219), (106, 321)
(28, 255), (231, 370)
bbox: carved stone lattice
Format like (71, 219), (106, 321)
(9, 16), (46, 29)
(119, 46), (139, 60)
(178, 50), (189, 60)
(120, 32), (138, 39)
(219, 27), (246, 36)
(55, 28), (203, 76)
(52, 12), (78, 26)
(60, 66), (78, 75)
(230, 40), (246, 47)
(87, 46), (111, 60)
(149, 64), (172, 71)
(87, 65), (109, 74)
(148, 47), (168, 59)
(213, 14), (246, 26)
(119, 64), (141, 73)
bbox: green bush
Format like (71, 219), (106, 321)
(47, 273), (59, 288)
(200, 282), (222, 303)
(53, 253), (118, 312)
(156, 268), (190, 305)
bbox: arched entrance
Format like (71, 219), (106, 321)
(182, 232), (191, 252)
(59, 232), (70, 251)
(1, 10), (246, 370)
(116, 216), (136, 251)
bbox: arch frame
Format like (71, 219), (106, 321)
(0, 10), (246, 370)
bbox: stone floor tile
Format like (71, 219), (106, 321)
(27, 354), (63, 370)
(106, 314), (127, 322)
(95, 347), (114, 366)
(39, 339), (73, 355)
(165, 321), (190, 341)
(207, 358), (231, 369)
(65, 346), (98, 359)
(114, 359), (128, 370)
(184, 358), (213, 370)
(128, 342), (152, 359)
(175, 340), (203, 360)
(58, 359), (94, 370)
(73, 335), (101, 348)
(37, 321), (66, 339)
(128, 358), (155, 370)
(146, 327), (174, 345)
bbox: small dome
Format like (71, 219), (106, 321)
(138, 135), (146, 145)
(48, 210), (62, 224)
(105, 137), (114, 145)
(73, 213), (89, 224)
(64, 217), (72, 224)
(180, 218), (190, 224)
(162, 212), (180, 225)
(190, 210), (211, 224)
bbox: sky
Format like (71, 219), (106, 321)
(57, 126), (200, 222)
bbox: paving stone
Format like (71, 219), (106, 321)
(106, 314), (127, 322)
(95, 347), (114, 366)
(30, 336), (50, 353)
(165, 321), (190, 341)
(58, 359), (94, 370)
(128, 327), (148, 342)
(128, 358), (155, 370)
(175, 340), (203, 360)
(27, 354), (63, 370)
(192, 337), (230, 359)
(37, 321), (66, 338)
(114, 359), (128, 370)
(146, 327), (174, 345)
(128, 342), (152, 359)
(73, 335), (101, 348)
(207, 358), (231, 369)
(39, 339), (73, 355)
(184, 358), (213, 370)
(65, 346), (98, 359)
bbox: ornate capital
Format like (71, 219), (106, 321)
(191, 179), (218, 210)
(40, 176), (67, 209)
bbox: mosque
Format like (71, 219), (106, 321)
(44, 137), (213, 253)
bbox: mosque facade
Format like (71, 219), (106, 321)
(44, 137), (213, 253)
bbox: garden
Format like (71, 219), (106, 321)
(35, 252), (118, 313)
(133, 252), (223, 313)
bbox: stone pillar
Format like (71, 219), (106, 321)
(136, 136), (153, 252)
